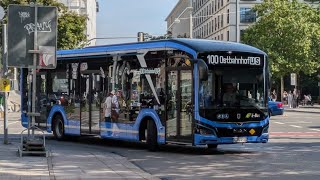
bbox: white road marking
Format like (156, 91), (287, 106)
(289, 125), (302, 128)
(284, 121), (312, 124)
(310, 129), (320, 132)
(274, 122), (285, 125)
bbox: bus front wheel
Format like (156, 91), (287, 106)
(147, 120), (158, 151)
(53, 115), (65, 140)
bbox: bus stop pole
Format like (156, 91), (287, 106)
(31, 5), (38, 138)
(2, 24), (9, 144)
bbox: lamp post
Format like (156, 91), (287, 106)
(167, 6), (193, 38)
(86, 36), (137, 46)
(236, 0), (239, 42)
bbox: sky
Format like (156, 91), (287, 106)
(96, 0), (179, 45)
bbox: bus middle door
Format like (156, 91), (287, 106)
(80, 71), (101, 135)
(166, 68), (193, 143)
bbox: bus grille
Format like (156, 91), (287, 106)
(216, 127), (263, 137)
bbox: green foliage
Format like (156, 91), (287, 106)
(242, 0), (320, 78)
(0, 0), (87, 50)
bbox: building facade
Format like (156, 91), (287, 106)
(168, 0), (318, 42)
(192, 0), (263, 42)
(58, 0), (98, 46)
(165, 0), (192, 38)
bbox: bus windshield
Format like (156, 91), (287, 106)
(199, 66), (267, 121)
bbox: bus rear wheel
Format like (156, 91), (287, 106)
(147, 120), (158, 151)
(53, 115), (65, 140)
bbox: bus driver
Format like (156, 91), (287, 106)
(223, 83), (237, 106)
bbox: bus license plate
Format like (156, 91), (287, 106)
(233, 137), (247, 143)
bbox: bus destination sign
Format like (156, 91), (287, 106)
(198, 52), (264, 67)
(207, 55), (261, 66)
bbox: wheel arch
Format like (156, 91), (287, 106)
(47, 105), (68, 132)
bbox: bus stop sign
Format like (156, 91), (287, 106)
(7, 5), (57, 69)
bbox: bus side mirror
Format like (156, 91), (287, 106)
(197, 59), (208, 81)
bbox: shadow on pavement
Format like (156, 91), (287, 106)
(45, 135), (255, 156)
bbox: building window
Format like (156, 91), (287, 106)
(240, 29), (246, 42)
(240, 8), (256, 23)
(227, 9), (230, 24)
(221, 0), (223, 7)
(221, 14), (223, 27)
(221, 33), (223, 41)
(204, 24), (207, 36)
(215, 0), (217, 11)
(212, 2), (214, 13)
(218, 15), (220, 29)
(227, 30), (230, 41)
(212, 20), (214, 32)
(215, 18), (217, 31)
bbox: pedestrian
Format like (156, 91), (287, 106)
(293, 89), (298, 108)
(283, 91), (288, 105)
(287, 91), (293, 108)
(103, 91), (113, 122)
(271, 89), (277, 102)
(112, 90), (120, 113)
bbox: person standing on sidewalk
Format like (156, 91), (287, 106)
(288, 90), (293, 108)
(271, 89), (277, 102)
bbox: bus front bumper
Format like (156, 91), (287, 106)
(194, 133), (269, 145)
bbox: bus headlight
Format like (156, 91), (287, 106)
(262, 126), (269, 134)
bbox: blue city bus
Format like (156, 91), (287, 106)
(20, 39), (269, 151)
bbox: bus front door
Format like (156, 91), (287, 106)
(166, 69), (193, 143)
(80, 72), (101, 135)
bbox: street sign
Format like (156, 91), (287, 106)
(7, 5), (57, 69)
(0, 78), (10, 92)
(290, 73), (297, 86)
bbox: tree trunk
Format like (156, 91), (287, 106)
(280, 76), (284, 103)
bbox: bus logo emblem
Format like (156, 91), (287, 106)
(237, 113), (241, 119)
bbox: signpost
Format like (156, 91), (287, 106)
(290, 73), (297, 86)
(7, 4), (57, 157)
(1, 10), (9, 144)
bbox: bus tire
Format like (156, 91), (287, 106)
(53, 115), (65, 140)
(147, 120), (158, 151)
(207, 144), (218, 149)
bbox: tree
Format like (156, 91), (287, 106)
(0, 0), (87, 50)
(242, 0), (320, 100)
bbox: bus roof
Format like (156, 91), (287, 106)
(57, 38), (266, 60)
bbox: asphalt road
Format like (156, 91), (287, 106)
(1, 111), (320, 180)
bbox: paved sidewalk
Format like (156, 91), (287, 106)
(283, 104), (320, 113)
(0, 138), (159, 180)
